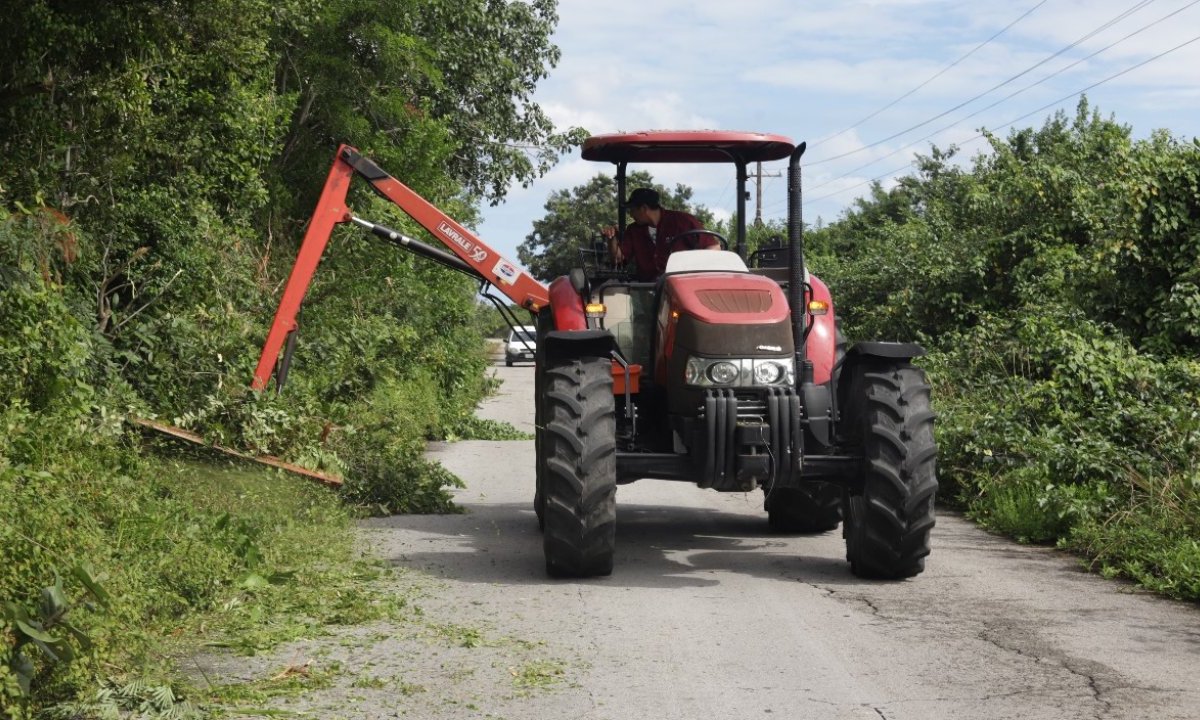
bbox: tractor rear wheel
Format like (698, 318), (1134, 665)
(541, 355), (617, 577)
(533, 363), (546, 532)
(841, 362), (937, 579)
(765, 484), (842, 533)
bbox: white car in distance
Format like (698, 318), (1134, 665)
(504, 325), (537, 366)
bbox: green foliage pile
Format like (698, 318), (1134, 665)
(1, 0), (577, 714)
(812, 99), (1200, 598)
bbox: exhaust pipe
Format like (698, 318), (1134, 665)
(787, 141), (808, 381)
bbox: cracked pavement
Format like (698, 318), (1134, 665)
(224, 362), (1200, 719)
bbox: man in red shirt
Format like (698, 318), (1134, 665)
(603, 188), (719, 281)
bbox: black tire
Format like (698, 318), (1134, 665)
(765, 484), (842, 533)
(841, 362), (937, 579)
(506, 358), (514, 367)
(533, 358), (546, 531)
(541, 355), (617, 577)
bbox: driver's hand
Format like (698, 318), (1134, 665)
(600, 227), (624, 264)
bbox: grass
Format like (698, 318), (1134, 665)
(1065, 469), (1200, 600)
(200, 659), (344, 707)
(154, 452), (412, 646)
(1, 432), (415, 719)
(952, 438), (1200, 600)
(509, 660), (566, 692)
(430, 623), (486, 649)
(966, 473), (1074, 544)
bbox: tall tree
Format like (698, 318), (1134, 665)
(0, 0), (583, 445)
(272, 0), (587, 215)
(517, 171), (713, 282)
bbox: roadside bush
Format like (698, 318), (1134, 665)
(817, 101), (1200, 598)
(917, 314), (1200, 598)
(1, 0), (578, 714)
(0, 173), (489, 718)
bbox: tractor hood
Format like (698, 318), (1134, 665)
(664, 272), (790, 328)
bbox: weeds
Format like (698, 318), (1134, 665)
(510, 660), (565, 691)
(431, 623), (486, 649)
(0, 441), (412, 718)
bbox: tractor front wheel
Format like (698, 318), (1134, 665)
(541, 355), (617, 577)
(841, 362), (937, 579)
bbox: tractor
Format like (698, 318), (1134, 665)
(253, 130), (938, 580)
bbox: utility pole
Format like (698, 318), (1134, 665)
(753, 161), (782, 226)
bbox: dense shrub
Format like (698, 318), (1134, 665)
(814, 100), (1200, 598)
(1, 1), (579, 714)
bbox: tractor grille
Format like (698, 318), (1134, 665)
(695, 289), (773, 313)
(695, 392), (768, 421)
(733, 393), (768, 421)
(698, 387), (801, 490)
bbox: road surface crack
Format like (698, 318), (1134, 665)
(802, 583), (884, 617)
(978, 626), (1116, 719)
(1083, 669), (1114, 720)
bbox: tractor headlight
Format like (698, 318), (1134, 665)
(752, 360), (785, 385)
(707, 361), (740, 384)
(685, 356), (794, 387)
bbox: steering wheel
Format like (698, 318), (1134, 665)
(670, 228), (729, 251)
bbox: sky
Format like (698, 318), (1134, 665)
(474, 0), (1200, 268)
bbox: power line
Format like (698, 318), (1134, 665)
(807, 0), (1161, 166)
(800, 30), (1200, 209)
(805, 0), (1200, 195)
(979, 31), (1200, 137)
(804, 162), (916, 208)
(811, 0), (1049, 147)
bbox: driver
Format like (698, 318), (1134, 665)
(601, 187), (719, 281)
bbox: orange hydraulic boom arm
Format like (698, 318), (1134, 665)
(252, 144), (550, 391)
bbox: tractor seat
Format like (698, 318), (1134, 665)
(664, 249), (748, 275)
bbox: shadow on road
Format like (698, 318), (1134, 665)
(366, 497), (883, 590)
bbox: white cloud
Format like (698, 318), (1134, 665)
(476, 0), (1200, 271)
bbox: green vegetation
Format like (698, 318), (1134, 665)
(810, 98), (1200, 599)
(3, 0), (1196, 712)
(1, 0), (575, 715)
(510, 659), (567, 692)
(0, 448), (405, 719)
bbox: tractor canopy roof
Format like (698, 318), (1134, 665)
(581, 130), (795, 164)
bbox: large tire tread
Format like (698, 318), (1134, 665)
(541, 356), (617, 578)
(843, 363), (937, 580)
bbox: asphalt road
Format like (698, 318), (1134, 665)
(241, 361), (1200, 719)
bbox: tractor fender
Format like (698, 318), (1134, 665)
(541, 276), (614, 362)
(834, 341), (927, 419)
(546, 276), (588, 332)
(542, 329), (616, 364)
(843, 341), (926, 361)
(804, 274), (838, 385)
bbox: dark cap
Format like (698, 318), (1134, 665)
(625, 187), (660, 209)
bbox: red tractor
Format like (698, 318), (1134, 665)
(254, 130), (937, 580)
